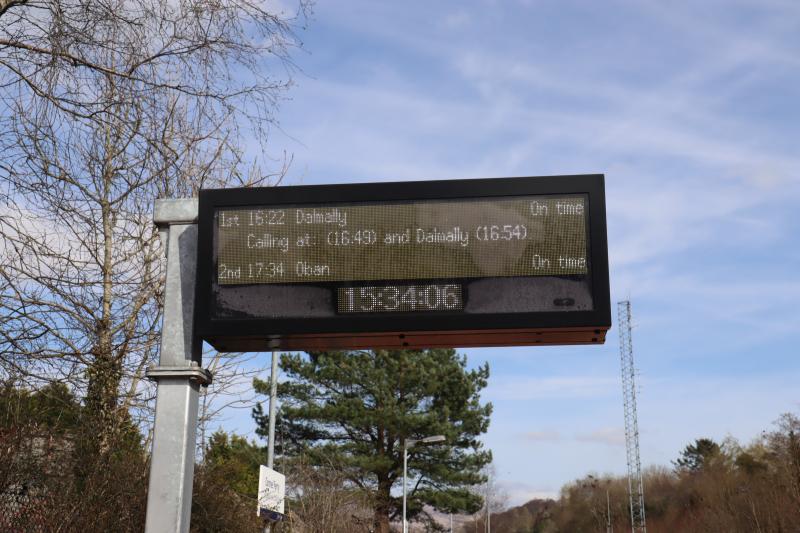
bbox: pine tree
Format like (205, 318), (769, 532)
(674, 438), (721, 472)
(253, 349), (493, 533)
(191, 431), (266, 532)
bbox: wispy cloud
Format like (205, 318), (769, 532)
(519, 430), (562, 442)
(487, 376), (618, 401)
(497, 480), (558, 506)
(518, 427), (626, 447)
(575, 427), (626, 447)
(442, 11), (471, 30)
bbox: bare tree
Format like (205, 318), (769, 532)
(280, 456), (376, 533)
(467, 463), (508, 533)
(196, 349), (270, 459)
(0, 0), (310, 456)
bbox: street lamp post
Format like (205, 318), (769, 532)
(403, 435), (446, 533)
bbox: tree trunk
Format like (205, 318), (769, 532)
(84, 345), (122, 444)
(374, 476), (392, 533)
(77, 147), (122, 479)
(75, 342), (122, 486)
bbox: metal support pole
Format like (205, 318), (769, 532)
(264, 349), (280, 533)
(401, 436), (444, 533)
(403, 444), (408, 533)
(145, 199), (211, 533)
(267, 349), (279, 469)
(486, 470), (491, 533)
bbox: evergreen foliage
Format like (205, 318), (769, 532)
(204, 430), (265, 499)
(0, 381), (81, 432)
(192, 431), (266, 532)
(253, 348), (493, 531)
(674, 437), (721, 472)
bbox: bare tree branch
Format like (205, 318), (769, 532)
(0, 0), (311, 456)
(0, 0), (28, 19)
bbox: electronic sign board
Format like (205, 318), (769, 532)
(195, 175), (610, 351)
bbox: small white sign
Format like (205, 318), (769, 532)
(257, 465), (286, 518)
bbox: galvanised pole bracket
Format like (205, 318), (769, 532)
(145, 363), (213, 386)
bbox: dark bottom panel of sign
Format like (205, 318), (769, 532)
(205, 326), (607, 352)
(212, 275), (592, 319)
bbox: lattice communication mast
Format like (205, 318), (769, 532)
(618, 300), (646, 532)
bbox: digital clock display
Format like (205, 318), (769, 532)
(338, 284), (464, 314)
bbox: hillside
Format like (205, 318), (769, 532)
(460, 498), (555, 532)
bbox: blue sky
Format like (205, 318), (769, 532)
(219, 0), (800, 505)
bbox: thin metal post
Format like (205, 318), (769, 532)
(145, 199), (211, 533)
(267, 349), (279, 469)
(403, 444), (408, 533)
(263, 349), (280, 533)
(486, 470), (490, 533)
(400, 436), (444, 532)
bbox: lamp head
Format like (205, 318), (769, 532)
(405, 435), (446, 449)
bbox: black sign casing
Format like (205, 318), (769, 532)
(195, 175), (611, 352)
